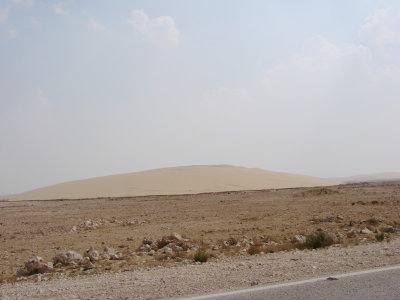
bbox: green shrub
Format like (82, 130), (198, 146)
(375, 233), (385, 242)
(303, 231), (334, 249)
(193, 249), (210, 263)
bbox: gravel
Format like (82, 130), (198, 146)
(1, 238), (400, 300)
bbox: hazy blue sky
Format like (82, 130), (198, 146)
(1, 0), (399, 194)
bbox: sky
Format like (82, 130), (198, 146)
(0, 0), (399, 194)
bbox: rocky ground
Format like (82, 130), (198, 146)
(0, 181), (399, 299)
(1, 237), (399, 300)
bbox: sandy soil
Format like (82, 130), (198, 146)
(7, 165), (338, 201)
(1, 181), (399, 288)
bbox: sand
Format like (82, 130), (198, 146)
(334, 172), (400, 183)
(7, 165), (338, 201)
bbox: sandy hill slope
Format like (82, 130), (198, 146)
(8, 165), (339, 201)
(334, 172), (400, 183)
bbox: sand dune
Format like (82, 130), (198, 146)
(334, 172), (400, 183)
(8, 165), (339, 201)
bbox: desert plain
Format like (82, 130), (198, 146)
(1, 182), (400, 278)
(1, 166), (400, 299)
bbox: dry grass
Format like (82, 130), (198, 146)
(193, 249), (210, 263)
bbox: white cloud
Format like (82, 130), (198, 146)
(359, 8), (400, 60)
(52, 2), (68, 15)
(261, 37), (374, 109)
(253, 34), (400, 175)
(127, 9), (180, 45)
(11, 0), (34, 7)
(89, 18), (107, 32)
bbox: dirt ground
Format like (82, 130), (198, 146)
(0, 181), (399, 283)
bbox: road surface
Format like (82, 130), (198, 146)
(179, 265), (400, 300)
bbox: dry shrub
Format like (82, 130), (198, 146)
(193, 249), (210, 263)
(302, 231), (334, 249)
(365, 218), (380, 226)
(247, 245), (261, 255)
(375, 233), (385, 242)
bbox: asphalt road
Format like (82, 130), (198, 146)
(179, 265), (400, 300)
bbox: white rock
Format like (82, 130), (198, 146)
(168, 232), (188, 242)
(293, 235), (306, 243)
(53, 251), (84, 266)
(142, 237), (154, 245)
(162, 246), (174, 255)
(360, 228), (373, 234)
(25, 256), (54, 273)
(169, 243), (183, 252)
(84, 247), (100, 262)
(103, 247), (121, 260)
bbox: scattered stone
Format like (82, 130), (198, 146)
(125, 221), (137, 226)
(226, 237), (238, 246)
(162, 247), (174, 255)
(103, 247), (121, 260)
(139, 233), (192, 255)
(83, 247), (100, 262)
(74, 219), (106, 231)
(382, 226), (395, 233)
(24, 256), (54, 274)
(293, 235), (306, 244)
(327, 233), (338, 243)
(53, 251), (84, 266)
(142, 244), (152, 251)
(360, 228), (373, 234)
(169, 243), (183, 252)
(323, 216), (335, 222)
(143, 237), (154, 245)
(265, 241), (278, 246)
(168, 232), (188, 242)
(337, 232), (345, 239)
(82, 257), (95, 269)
